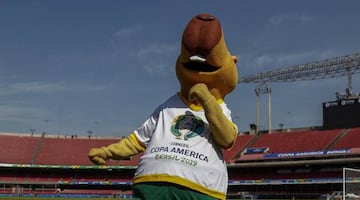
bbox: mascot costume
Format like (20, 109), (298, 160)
(89, 13), (238, 200)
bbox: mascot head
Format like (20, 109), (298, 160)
(176, 13), (238, 101)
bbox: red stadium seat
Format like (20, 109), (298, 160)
(34, 137), (120, 165)
(249, 129), (343, 153)
(331, 127), (360, 149)
(0, 134), (39, 164)
(222, 134), (255, 162)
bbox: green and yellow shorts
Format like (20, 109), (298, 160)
(132, 182), (219, 200)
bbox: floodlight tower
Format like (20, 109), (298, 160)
(238, 52), (360, 134)
(254, 82), (272, 133)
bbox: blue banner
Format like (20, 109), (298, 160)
(244, 147), (269, 154)
(263, 149), (350, 159)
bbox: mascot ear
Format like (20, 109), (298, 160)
(232, 55), (238, 64)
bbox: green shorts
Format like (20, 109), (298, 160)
(132, 182), (219, 200)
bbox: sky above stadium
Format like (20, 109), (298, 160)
(1, 0), (360, 137)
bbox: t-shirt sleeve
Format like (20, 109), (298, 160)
(221, 103), (238, 133)
(133, 107), (160, 146)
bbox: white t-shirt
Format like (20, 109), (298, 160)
(132, 93), (234, 199)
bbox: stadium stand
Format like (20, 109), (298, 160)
(0, 134), (39, 164)
(1, 126), (360, 199)
(34, 136), (118, 165)
(248, 129), (343, 153)
(222, 134), (255, 162)
(0, 132), (142, 166)
(331, 127), (360, 149)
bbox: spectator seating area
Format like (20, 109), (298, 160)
(331, 127), (360, 149)
(249, 129), (342, 153)
(1, 127), (360, 166)
(1, 127), (359, 198)
(0, 133), (140, 166)
(234, 128), (360, 162)
(0, 134), (39, 164)
(222, 134), (255, 161)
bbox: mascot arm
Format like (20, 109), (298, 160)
(189, 83), (237, 149)
(88, 133), (145, 165)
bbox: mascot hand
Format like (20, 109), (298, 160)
(189, 83), (214, 106)
(88, 133), (145, 165)
(88, 147), (109, 165)
(189, 83), (236, 149)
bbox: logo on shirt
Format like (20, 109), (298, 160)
(171, 111), (205, 140)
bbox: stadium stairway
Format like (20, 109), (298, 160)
(323, 128), (349, 150)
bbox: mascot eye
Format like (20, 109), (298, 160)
(183, 62), (219, 72)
